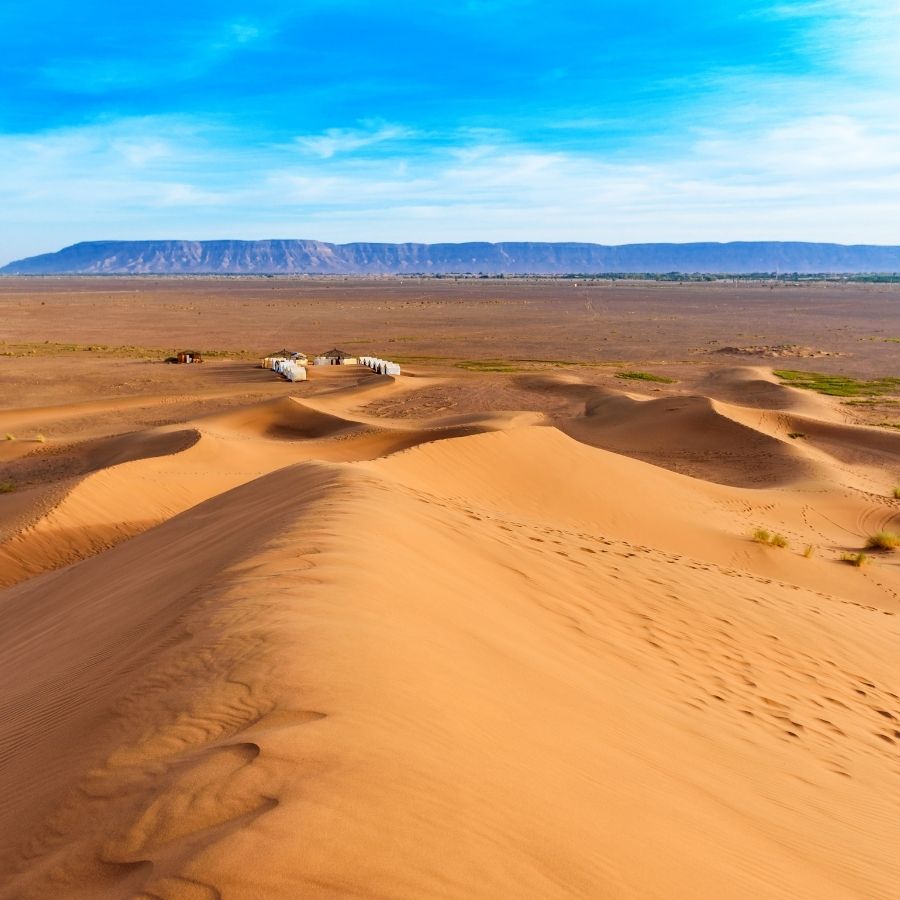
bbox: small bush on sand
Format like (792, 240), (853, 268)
(0, 481), (15, 494)
(841, 552), (869, 567)
(35, 434), (46, 443)
(803, 544), (814, 558)
(4, 433), (14, 441)
(752, 528), (788, 548)
(787, 432), (806, 439)
(866, 532), (900, 551)
(893, 487), (900, 499)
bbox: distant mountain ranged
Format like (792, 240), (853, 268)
(5, 239), (900, 275)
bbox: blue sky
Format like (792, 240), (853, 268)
(2, 1), (899, 263)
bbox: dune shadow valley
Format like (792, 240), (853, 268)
(1, 276), (900, 899)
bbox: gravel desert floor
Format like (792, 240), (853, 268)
(1, 277), (899, 898)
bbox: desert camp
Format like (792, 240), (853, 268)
(261, 348), (403, 383)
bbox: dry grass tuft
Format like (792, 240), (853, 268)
(841, 552), (869, 567)
(865, 532), (900, 551)
(752, 528), (788, 549)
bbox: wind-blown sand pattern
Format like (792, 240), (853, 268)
(1, 361), (900, 899)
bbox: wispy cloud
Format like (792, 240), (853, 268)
(293, 123), (416, 159)
(756, 0), (900, 79)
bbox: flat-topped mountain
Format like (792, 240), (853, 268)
(5, 239), (900, 274)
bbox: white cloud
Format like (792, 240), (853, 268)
(4, 106), (900, 265)
(758, 0), (900, 81)
(293, 123), (415, 159)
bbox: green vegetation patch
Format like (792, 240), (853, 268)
(0, 341), (257, 360)
(455, 359), (532, 373)
(841, 398), (899, 406)
(388, 354), (454, 364)
(615, 370), (677, 384)
(0, 481), (15, 494)
(774, 369), (900, 397)
(455, 357), (609, 373)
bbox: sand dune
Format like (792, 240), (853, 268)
(545, 366), (900, 494)
(720, 403), (900, 493)
(0, 397), (513, 587)
(558, 390), (820, 487)
(696, 365), (838, 416)
(202, 396), (365, 440)
(1, 365), (900, 898)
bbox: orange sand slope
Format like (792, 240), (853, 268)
(1, 366), (900, 899)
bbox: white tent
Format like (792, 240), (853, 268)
(277, 361), (307, 381)
(357, 355), (400, 375)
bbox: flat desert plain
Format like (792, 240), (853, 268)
(1, 276), (900, 899)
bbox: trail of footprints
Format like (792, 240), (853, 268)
(11, 477), (897, 895)
(404, 485), (900, 783)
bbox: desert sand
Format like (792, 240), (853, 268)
(1, 279), (900, 898)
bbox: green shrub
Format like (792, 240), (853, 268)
(770, 533), (789, 548)
(803, 544), (814, 558)
(893, 487), (900, 499)
(0, 481), (15, 494)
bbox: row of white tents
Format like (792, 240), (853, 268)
(260, 353), (400, 381)
(261, 356), (307, 382)
(359, 356), (401, 376)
